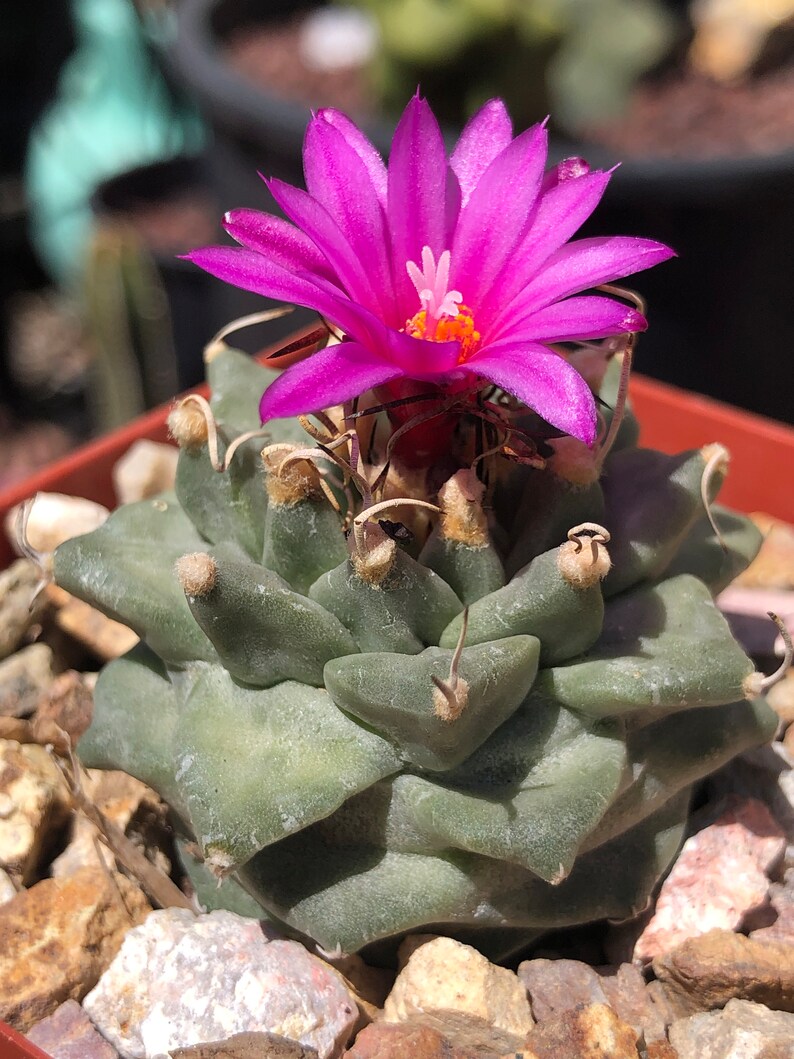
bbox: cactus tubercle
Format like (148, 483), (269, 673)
(557, 523), (612, 589)
(175, 551), (218, 596)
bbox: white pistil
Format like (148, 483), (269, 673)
(406, 246), (462, 331)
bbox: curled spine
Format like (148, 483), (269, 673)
(432, 607), (470, 722)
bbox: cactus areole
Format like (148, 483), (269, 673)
(55, 96), (777, 960)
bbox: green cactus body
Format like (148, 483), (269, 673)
(54, 342), (776, 959)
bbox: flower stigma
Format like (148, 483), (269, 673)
(405, 246), (481, 362)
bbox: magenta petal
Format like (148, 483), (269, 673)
(450, 122), (548, 311)
(185, 245), (340, 313)
(498, 295), (646, 345)
(268, 179), (382, 314)
(481, 170), (612, 336)
(507, 236), (676, 323)
(445, 167), (462, 247)
(450, 98), (513, 207)
(470, 342), (597, 444)
(383, 327), (461, 377)
(189, 94), (675, 432)
(192, 246), (458, 380)
(259, 342), (403, 422)
(186, 245), (371, 342)
(387, 95), (449, 316)
(303, 114), (395, 324)
(305, 273), (462, 376)
(315, 108), (388, 206)
(540, 156), (590, 193)
(223, 209), (333, 278)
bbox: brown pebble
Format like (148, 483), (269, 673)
(653, 929), (794, 1018)
(0, 867), (151, 1031)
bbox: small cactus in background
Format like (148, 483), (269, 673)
(54, 96), (778, 959)
(355, 0), (679, 132)
(84, 223), (179, 430)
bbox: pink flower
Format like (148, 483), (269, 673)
(187, 95), (674, 445)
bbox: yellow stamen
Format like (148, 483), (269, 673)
(405, 304), (481, 363)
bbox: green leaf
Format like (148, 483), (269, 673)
(175, 435), (268, 560)
(183, 554), (358, 687)
(207, 346), (306, 444)
(242, 842), (489, 955)
(398, 695), (626, 881)
(441, 545), (604, 665)
(324, 636), (540, 771)
(419, 533), (505, 605)
(239, 791), (689, 954)
(602, 448), (720, 597)
(263, 496), (348, 595)
(174, 667), (401, 869)
(53, 496), (217, 663)
(79, 643), (189, 821)
(535, 574), (754, 717)
(505, 474), (605, 580)
(663, 506), (763, 594)
(584, 696), (778, 851)
(310, 551), (463, 653)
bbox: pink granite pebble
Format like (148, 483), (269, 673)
(750, 868), (794, 945)
(518, 958), (608, 1022)
(26, 999), (119, 1059)
(83, 909), (358, 1059)
(633, 797), (785, 962)
(517, 958), (670, 1043)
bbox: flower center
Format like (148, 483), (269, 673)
(404, 305), (481, 362)
(405, 246), (481, 362)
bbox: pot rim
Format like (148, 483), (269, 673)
(2, 324), (793, 574)
(168, 0), (794, 198)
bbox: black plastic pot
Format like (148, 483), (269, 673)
(0, 0), (74, 417)
(168, 0), (794, 422)
(93, 156), (222, 394)
(169, 0), (392, 183)
(571, 137), (794, 423)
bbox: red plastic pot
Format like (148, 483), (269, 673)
(1, 333), (792, 572)
(0, 1019), (51, 1059)
(629, 373), (794, 522)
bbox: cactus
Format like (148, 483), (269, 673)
(357, 0), (679, 132)
(53, 95), (777, 960)
(53, 340), (776, 958)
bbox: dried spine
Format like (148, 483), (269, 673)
(204, 846), (236, 881)
(432, 608), (470, 722)
(262, 444), (326, 506)
(167, 397), (211, 450)
(203, 305), (294, 364)
(562, 282), (648, 478)
(175, 552), (218, 597)
(700, 443), (731, 549)
(557, 523), (612, 589)
(351, 498), (441, 585)
(438, 470), (490, 547)
(351, 523), (397, 586)
(743, 613), (793, 698)
(12, 497), (53, 598)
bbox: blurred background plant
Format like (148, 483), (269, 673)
(358, 0), (680, 136)
(26, 0), (205, 290)
(2, 0), (208, 486)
